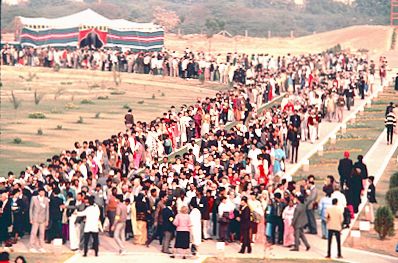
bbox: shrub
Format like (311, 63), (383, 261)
(50, 108), (63, 114)
(37, 128), (43, 135)
(389, 172), (398, 189)
(161, 92), (165, 97)
(34, 90), (45, 105)
(122, 104), (130, 109)
(80, 99), (94, 105)
(386, 187), (398, 215)
(152, 94), (156, 99)
(64, 103), (79, 110)
(95, 112), (101, 119)
(54, 87), (64, 100)
(10, 91), (21, 110)
(56, 125), (63, 130)
(88, 83), (100, 89)
(97, 95), (109, 100)
(13, 138), (22, 144)
(374, 206), (395, 240)
(77, 116), (84, 124)
(137, 100), (144, 104)
(28, 112), (46, 119)
(110, 90), (126, 95)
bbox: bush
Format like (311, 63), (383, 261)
(386, 187), (398, 215)
(64, 103), (79, 110)
(122, 104), (130, 109)
(28, 112), (46, 119)
(374, 206), (395, 240)
(152, 94), (156, 99)
(80, 99), (94, 104)
(95, 112), (101, 119)
(77, 116), (84, 124)
(389, 172), (398, 189)
(110, 90), (125, 95)
(97, 96), (109, 100)
(13, 138), (22, 144)
(56, 125), (63, 130)
(161, 92), (165, 97)
(50, 108), (63, 114)
(37, 128), (43, 135)
(137, 100), (144, 104)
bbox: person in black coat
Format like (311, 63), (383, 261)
(287, 126), (300, 163)
(394, 73), (398, 91)
(161, 199), (175, 254)
(0, 192), (12, 247)
(47, 188), (64, 243)
(290, 110), (301, 129)
(346, 168), (363, 214)
(11, 189), (26, 243)
(353, 155), (368, 182)
(338, 151), (353, 188)
(238, 196), (251, 254)
(366, 176), (377, 223)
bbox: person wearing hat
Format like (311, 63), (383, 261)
(237, 196), (251, 254)
(337, 151), (353, 189)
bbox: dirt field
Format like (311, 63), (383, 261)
(0, 66), (221, 176)
(165, 25), (394, 56)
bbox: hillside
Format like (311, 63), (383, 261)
(165, 25), (394, 56)
(0, 0), (390, 37)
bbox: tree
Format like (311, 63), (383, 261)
(204, 18), (225, 52)
(153, 7), (180, 32)
(374, 206), (395, 240)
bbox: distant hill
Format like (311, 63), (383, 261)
(0, 0), (391, 37)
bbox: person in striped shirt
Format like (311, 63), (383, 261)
(385, 108), (396, 145)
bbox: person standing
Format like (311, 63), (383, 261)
(29, 188), (49, 253)
(161, 199), (175, 254)
(290, 195), (310, 252)
(189, 202), (202, 255)
(306, 179), (318, 235)
(395, 72), (398, 91)
(287, 127), (300, 163)
(282, 198), (296, 247)
(319, 188), (333, 239)
(112, 194), (127, 255)
(338, 151), (353, 188)
(0, 192), (12, 248)
(47, 188), (64, 243)
(336, 94), (345, 123)
(325, 198), (343, 259)
(385, 108), (396, 145)
(146, 191), (167, 246)
(238, 196), (252, 254)
(171, 206), (192, 259)
(366, 176), (377, 223)
(76, 196), (100, 257)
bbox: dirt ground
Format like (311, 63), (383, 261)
(0, 66), (220, 175)
(165, 25), (393, 57)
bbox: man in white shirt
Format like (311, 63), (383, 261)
(76, 196), (100, 257)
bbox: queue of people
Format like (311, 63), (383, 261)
(0, 48), (385, 259)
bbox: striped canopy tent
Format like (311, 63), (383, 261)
(15, 9), (164, 51)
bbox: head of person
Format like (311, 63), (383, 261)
(332, 198), (338, 206)
(38, 187), (46, 197)
(344, 151), (350, 159)
(14, 256), (26, 263)
(88, 196), (95, 206)
(240, 196), (248, 206)
(116, 194), (124, 203)
(368, 176), (374, 184)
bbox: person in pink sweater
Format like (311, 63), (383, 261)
(171, 206), (192, 259)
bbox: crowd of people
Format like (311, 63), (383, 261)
(0, 46), (392, 259)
